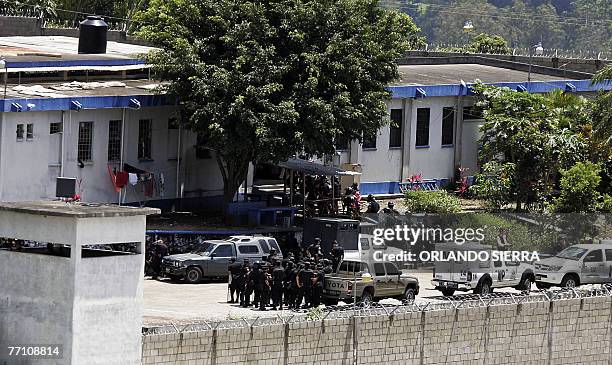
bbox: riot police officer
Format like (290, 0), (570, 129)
(271, 260), (285, 310)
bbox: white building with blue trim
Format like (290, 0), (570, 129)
(0, 36), (609, 209)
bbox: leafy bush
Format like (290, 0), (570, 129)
(549, 162), (602, 213)
(467, 33), (510, 54)
(470, 161), (515, 210)
(600, 194), (612, 213)
(404, 190), (461, 214)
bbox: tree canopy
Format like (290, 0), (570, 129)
(136, 0), (424, 208)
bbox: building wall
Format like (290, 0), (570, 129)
(0, 107), (223, 206)
(341, 96), (474, 194)
(141, 296), (612, 365)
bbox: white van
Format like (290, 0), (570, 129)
(535, 243), (612, 289)
(431, 242), (535, 296)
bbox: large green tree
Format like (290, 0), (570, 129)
(472, 84), (588, 211)
(136, 0), (423, 209)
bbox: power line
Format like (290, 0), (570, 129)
(382, 1), (612, 28)
(0, 0), (142, 23)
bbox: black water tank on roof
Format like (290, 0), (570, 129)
(78, 16), (108, 54)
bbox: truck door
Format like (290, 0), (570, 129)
(209, 244), (235, 277)
(492, 260), (506, 286)
(505, 260), (520, 286)
(384, 262), (403, 294)
(605, 249), (612, 283)
(372, 262), (389, 296)
(582, 249), (606, 284)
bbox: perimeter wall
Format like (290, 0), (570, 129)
(141, 295), (612, 365)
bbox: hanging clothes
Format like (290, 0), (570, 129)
(124, 163), (148, 175)
(144, 174), (156, 197)
(158, 173), (165, 197)
(107, 165), (121, 193)
(115, 172), (129, 189)
(129, 173), (138, 186)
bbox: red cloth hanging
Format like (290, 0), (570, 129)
(115, 171), (129, 189)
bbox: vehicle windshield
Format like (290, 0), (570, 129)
(192, 242), (214, 255)
(556, 247), (588, 260)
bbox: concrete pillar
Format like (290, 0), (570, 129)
(401, 98), (413, 181)
(453, 98), (464, 173)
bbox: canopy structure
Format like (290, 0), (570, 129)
(278, 158), (361, 176)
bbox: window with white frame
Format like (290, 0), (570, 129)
(16, 124), (24, 141)
(78, 121), (94, 162)
(138, 119), (152, 160)
(50, 122), (63, 134)
(415, 108), (430, 147)
(167, 117), (179, 160)
(26, 124), (34, 140)
(441, 107), (455, 146)
(108, 120), (122, 162)
(389, 109), (403, 148)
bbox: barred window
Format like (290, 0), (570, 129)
(16, 124), (24, 140)
(138, 119), (152, 160)
(26, 124), (33, 140)
(335, 135), (349, 151)
(389, 109), (403, 148)
(108, 120), (122, 162)
(362, 133), (377, 149)
(50, 122), (63, 134)
(78, 122), (94, 162)
(441, 107), (455, 146)
(463, 106), (484, 120)
(415, 108), (430, 147)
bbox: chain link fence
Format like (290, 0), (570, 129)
(142, 284), (612, 336)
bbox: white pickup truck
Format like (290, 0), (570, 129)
(535, 243), (612, 289)
(431, 243), (535, 296)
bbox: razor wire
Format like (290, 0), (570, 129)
(142, 284), (612, 336)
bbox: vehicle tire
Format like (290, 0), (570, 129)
(404, 288), (416, 302)
(518, 275), (533, 291)
(441, 288), (456, 297)
(168, 275), (181, 282)
(475, 279), (492, 295)
(323, 298), (338, 306)
(360, 290), (374, 307)
(560, 274), (579, 289)
(536, 282), (551, 290)
(185, 267), (203, 284)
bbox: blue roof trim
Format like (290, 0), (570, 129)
(1, 94), (176, 112)
(6, 58), (146, 69)
(389, 79), (612, 98)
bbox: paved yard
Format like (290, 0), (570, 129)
(143, 270), (529, 325)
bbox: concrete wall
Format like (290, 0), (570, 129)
(402, 51), (610, 74)
(0, 16), (41, 37)
(73, 254), (144, 365)
(141, 296), (612, 365)
(0, 251), (73, 365)
(0, 106), (223, 206)
(0, 16), (149, 45)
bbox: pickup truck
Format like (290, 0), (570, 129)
(322, 258), (419, 306)
(160, 235), (282, 283)
(431, 242), (534, 296)
(535, 243), (612, 289)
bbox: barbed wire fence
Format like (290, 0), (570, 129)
(413, 43), (611, 61)
(142, 285), (612, 336)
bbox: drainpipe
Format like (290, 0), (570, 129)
(176, 124), (181, 202)
(60, 110), (65, 177)
(119, 108), (126, 205)
(0, 112), (5, 200)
